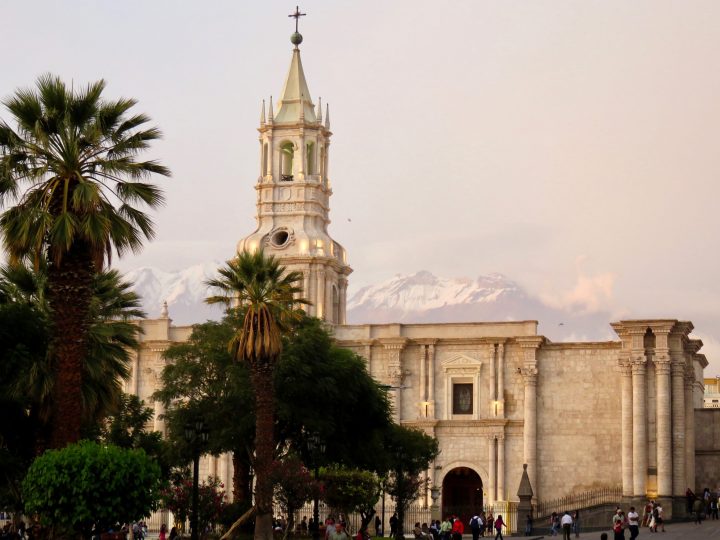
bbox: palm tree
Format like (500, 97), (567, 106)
(206, 249), (306, 540)
(0, 261), (145, 447)
(0, 74), (169, 447)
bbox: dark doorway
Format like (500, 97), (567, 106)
(441, 467), (483, 524)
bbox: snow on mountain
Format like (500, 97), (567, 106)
(124, 265), (615, 342)
(124, 262), (225, 325)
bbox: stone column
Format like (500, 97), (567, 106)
(302, 271), (311, 315)
(497, 343), (505, 417)
(488, 436), (497, 504)
(654, 349), (672, 497)
(316, 268), (325, 320)
(153, 399), (165, 436)
(632, 356), (648, 496)
(428, 343), (436, 419)
(133, 354), (141, 396)
(419, 344), (427, 416)
(497, 435), (505, 501)
(671, 358), (686, 496)
(339, 279), (348, 324)
(620, 358), (634, 496)
(384, 340), (407, 423)
(685, 367), (696, 490)
(489, 343), (497, 416)
(518, 337), (541, 502)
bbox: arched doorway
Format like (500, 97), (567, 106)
(441, 467), (483, 524)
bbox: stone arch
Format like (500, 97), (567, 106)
(279, 140), (295, 180)
(439, 462), (486, 523)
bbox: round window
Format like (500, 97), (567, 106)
(271, 230), (290, 247)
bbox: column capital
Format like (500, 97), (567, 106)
(671, 361), (685, 376)
(631, 357), (647, 374)
(521, 367), (538, 386)
(654, 358), (671, 375)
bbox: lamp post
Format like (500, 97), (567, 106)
(307, 434), (326, 540)
(185, 419), (210, 540)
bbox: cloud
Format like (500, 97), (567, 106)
(539, 256), (617, 314)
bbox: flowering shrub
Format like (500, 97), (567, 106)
(161, 475), (227, 534)
(270, 456), (317, 537)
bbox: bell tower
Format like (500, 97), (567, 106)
(237, 11), (352, 324)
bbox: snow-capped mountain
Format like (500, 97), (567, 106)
(124, 265), (617, 342)
(123, 262), (225, 325)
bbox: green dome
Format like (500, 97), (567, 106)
(291, 32), (303, 46)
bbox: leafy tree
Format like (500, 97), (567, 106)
(22, 441), (162, 536)
(270, 456), (316, 539)
(0, 74), (170, 448)
(321, 468), (381, 534)
(160, 475), (227, 536)
(383, 425), (439, 540)
(205, 250), (305, 540)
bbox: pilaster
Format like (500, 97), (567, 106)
(653, 329), (672, 497)
(517, 336), (542, 502)
(631, 353), (648, 496)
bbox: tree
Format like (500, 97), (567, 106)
(161, 475), (227, 536)
(0, 74), (170, 448)
(23, 441), (162, 537)
(321, 468), (381, 534)
(205, 250), (305, 540)
(383, 425), (439, 540)
(270, 456), (316, 540)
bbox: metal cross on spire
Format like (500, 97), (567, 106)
(289, 6), (306, 33)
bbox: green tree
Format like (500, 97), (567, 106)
(0, 74), (170, 448)
(205, 250), (305, 540)
(321, 467), (381, 534)
(23, 441), (162, 537)
(270, 456), (316, 540)
(161, 475), (227, 536)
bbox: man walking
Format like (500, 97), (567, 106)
(626, 506), (639, 540)
(560, 512), (572, 540)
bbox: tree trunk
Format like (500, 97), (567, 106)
(47, 242), (94, 448)
(232, 451), (251, 505)
(250, 361), (276, 540)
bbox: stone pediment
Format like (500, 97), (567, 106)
(442, 354), (483, 372)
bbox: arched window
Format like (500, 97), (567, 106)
(280, 141), (294, 181)
(306, 141), (315, 175)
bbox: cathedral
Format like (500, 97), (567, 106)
(128, 24), (712, 523)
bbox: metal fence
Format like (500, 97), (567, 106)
(535, 486), (623, 519)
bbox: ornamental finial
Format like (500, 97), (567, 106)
(289, 6), (306, 48)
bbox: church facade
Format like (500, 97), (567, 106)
(127, 29), (710, 518)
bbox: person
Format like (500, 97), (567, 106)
(626, 507), (639, 540)
(390, 514), (399, 539)
(159, 524), (167, 540)
(654, 503), (665, 532)
(560, 512), (572, 540)
(711, 498), (719, 520)
(641, 501), (653, 527)
(451, 516), (464, 540)
(693, 496), (704, 525)
(330, 523), (351, 540)
(326, 517), (337, 540)
(524, 515), (532, 536)
(440, 517), (452, 540)
(485, 513), (494, 537)
(300, 517), (308, 535)
(492, 515), (506, 540)
(413, 522), (424, 540)
(686, 488), (696, 514)
(572, 510), (580, 538)
(429, 520), (439, 540)
(601, 535), (608, 540)
(375, 516), (382, 537)
(356, 527), (369, 540)
(469, 514), (482, 540)
(549, 512), (559, 536)
(612, 509), (625, 540)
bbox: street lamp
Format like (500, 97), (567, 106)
(185, 419), (210, 540)
(307, 434), (326, 540)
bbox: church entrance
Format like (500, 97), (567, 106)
(441, 467), (483, 524)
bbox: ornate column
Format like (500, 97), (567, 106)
(654, 330), (672, 497)
(316, 268), (325, 319)
(497, 343), (505, 417)
(428, 343), (436, 419)
(620, 357), (634, 496)
(338, 278), (348, 324)
(488, 436), (497, 504)
(384, 339), (408, 423)
(497, 435), (505, 501)
(519, 337), (542, 501)
(419, 344), (427, 418)
(685, 365), (696, 490)
(670, 357), (686, 496)
(632, 355), (648, 496)
(489, 343), (497, 416)
(153, 399), (165, 436)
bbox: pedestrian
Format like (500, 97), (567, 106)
(524, 514), (532, 537)
(440, 517), (452, 540)
(686, 488), (695, 514)
(626, 506), (639, 540)
(654, 503), (665, 532)
(693, 497), (704, 525)
(712, 498), (719, 520)
(330, 523), (351, 540)
(469, 514), (482, 540)
(641, 501), (652, 527)
(159, 524), (167, 540)
(549, 512), (559, 536)
(451, 516), (464, 540)
(390, 513), (398, 539)
(612, 509), (625, 540)
(375, 516), (382, 537)
(493, 515), (506, 540)
(485, 512), (494, 537)
(560, 511), (572, 540)
(572, 510), (580, 538)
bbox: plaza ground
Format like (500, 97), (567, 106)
(517, 520), (720, 538)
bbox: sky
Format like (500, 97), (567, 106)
(2, 1), (720, 372)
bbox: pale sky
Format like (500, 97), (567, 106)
(2, 1), (720, 372)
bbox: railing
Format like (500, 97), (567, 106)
(535, 486), (623, 519)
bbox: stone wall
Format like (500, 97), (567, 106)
(695, 408), (720, 490)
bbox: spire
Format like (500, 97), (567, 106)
(260, 99), (266, 125)
(160, 301), (169, 319)
(324, 103), (330, 130)
(275, 48), (317, 124)
(268, 96), (274, 124)
(316, 97), (323, 124)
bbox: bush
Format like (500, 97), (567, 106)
(23, 441), (162, 535)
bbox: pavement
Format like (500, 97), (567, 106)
(516, 520), (720, 538)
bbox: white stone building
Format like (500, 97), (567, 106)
(127, 29), (711, 519)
